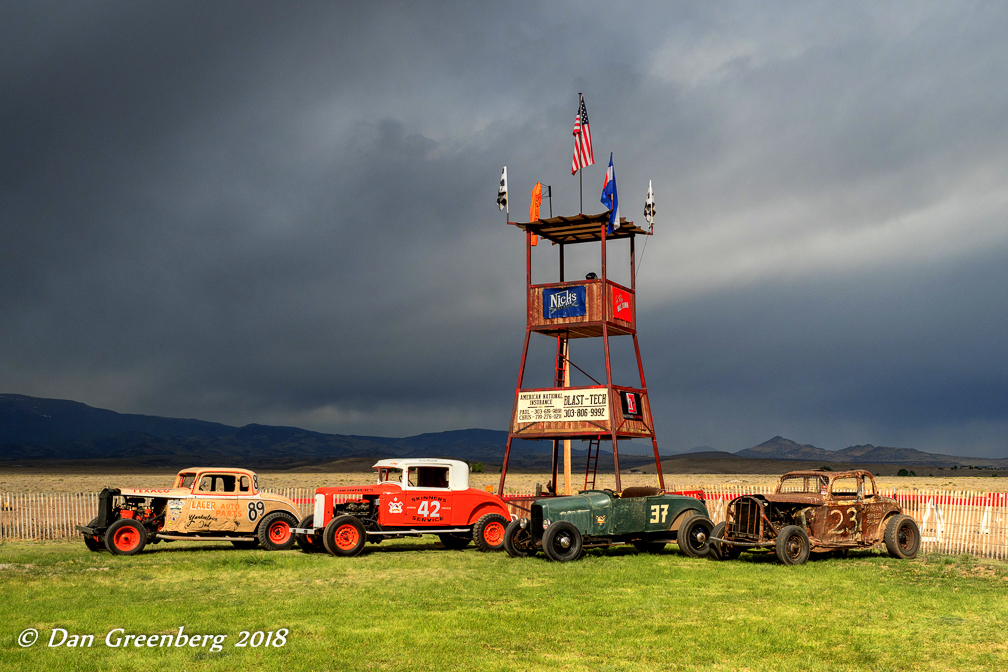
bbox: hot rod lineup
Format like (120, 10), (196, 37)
(293, 458), (515, 556)
(502, 486), (715, 562)
(710, 469), (921, 565)
(75, 467), (303, 555)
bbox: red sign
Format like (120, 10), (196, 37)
(612, 287), (632, 321)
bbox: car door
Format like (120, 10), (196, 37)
(402, 465), (454, 527)
(823, 476), (861, 546)
(186, 473), (239, 533)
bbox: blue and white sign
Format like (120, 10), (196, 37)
(542, 286), (587, 319)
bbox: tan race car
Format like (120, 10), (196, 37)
(76, 467), (303, 555)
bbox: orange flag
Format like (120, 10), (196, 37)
(529, 182), (542, 246)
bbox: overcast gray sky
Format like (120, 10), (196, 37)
(3, 2), (1008, 457)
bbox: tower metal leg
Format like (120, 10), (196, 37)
(498, 328), (532, 496)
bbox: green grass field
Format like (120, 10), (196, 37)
(2, 538), (1006, 671)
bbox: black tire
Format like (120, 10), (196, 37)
(775, 525), (811, 565)
(105, 518), (147, 556)
(503, 518), (536, 558)
(323, 515), (367, 557)
(678, 514), (714, 558)
(709, 522), (741, 560)
(82, 517), (102, 552)
(542, 521), (582, 562)
(438, 533), (471, 550)
(231, 539), (260, 549)
(296, 514), (325, 553)
(631, 539), (666, 554)
(884, 514), (921, 559)
(473, 513), (508, 552)
(257, 511), (298, 551)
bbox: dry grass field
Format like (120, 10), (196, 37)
(0, 466), (1003, 494)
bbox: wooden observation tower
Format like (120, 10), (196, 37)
(497, 210), (665, 496)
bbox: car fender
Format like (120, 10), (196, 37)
(466, 501), (512, 525)
(669, 506), (706, 532)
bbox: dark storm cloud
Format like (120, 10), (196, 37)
(2, 2), (1008, 456)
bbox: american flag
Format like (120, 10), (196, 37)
(570, 94), (594, 175)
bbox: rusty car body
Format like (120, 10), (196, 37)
(711, 469), (920, 565)
(75, 467), (302, 555)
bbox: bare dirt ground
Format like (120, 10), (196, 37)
(0, 466), (1003, 494)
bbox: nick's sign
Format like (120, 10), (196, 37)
(542, 285), (587, 319)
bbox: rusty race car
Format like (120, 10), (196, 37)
(294, 458), (514, 556)
(711, 469), (921, 565)
(503, 486), (714, 562)
(76, 467), (303, 555)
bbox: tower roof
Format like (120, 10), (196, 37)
(510, 211), (650, 245)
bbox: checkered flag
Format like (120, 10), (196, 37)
(497, 166), (508, 213)
(644, 180), (655, 229)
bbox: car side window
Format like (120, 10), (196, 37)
(216, 475), (236, 492)
(862, 476), (875, 497)
(831, 477), (858, 499)
(198, 476), (212, 492)
(407, 466), (449, 489)
(239, 475), (250, 492)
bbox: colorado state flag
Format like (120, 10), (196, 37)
(600, 153), (619, 235)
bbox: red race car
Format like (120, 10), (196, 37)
(295, 459), (514, 556)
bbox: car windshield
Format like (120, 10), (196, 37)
(378, 468), (403, 485)
(177, 473), (197, 489)
(777, 475), (829, 494)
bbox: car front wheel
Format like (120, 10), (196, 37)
(503, 518), (536, 558)
(258, 511), (298, 551)
(323, 515), (367, 557)
(296, 514), (324, 553)
(82, 517), (102, 552)
(542, 521), (582, 562)
(105, 518), (147, 556)
(775, 525), (810, 565)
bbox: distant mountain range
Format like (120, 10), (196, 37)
(738, 436), (1008, 469)
(1, 394), (1005, 469)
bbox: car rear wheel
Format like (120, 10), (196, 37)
(438, 533), (471, 550)
(542, 521), (582, 562)
(105, 518), (147, 556)
(473, 513), (508, 552)
(775, 525), (810, 565)
(296, 514), (324, 553)
(631, 539), (666, 554)
(323, 515), (367, 557)
(678, 515), (714, 558)
(504, 518), (536, 558)
(82, 517), (102, 552)
(257, 511), (298, 551)
(884, 514), (921, 559)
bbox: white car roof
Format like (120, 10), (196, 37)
(371, 458), (470, 491)
(372, 458), (469, 470)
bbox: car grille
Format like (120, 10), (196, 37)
(728, 496), (763, 539)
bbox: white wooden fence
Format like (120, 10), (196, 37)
(2, 485), (1006, 560)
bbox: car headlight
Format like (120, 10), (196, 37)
(518, 518), (528, 529)
(543, 518), (551, 530)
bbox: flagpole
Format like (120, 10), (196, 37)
(579, 169), (583, 214)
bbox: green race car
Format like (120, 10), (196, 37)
(504, 486), (714, 561)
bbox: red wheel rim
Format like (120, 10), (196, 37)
(483, 521), (505, 545)
(113, 526), (140, 552)
(268, 520), (291, 544)
(334, 524), (359, 550)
